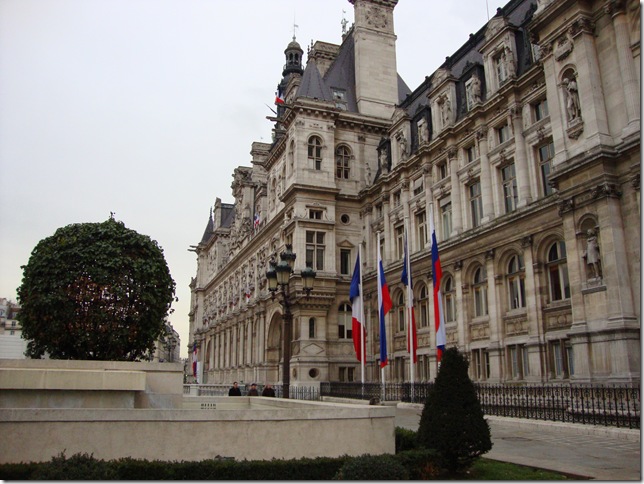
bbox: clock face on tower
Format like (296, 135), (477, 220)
(365, 5), (388, 29)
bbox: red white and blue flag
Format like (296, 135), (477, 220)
(377, 242), (392, 368)
(254, 212), (261, 230)
(349, 253), (365, 362)
(401, 229), (418, 364)
(429, 210), (446, 362)
(275, 91), (285, 105)
(192, 342), (198, 377)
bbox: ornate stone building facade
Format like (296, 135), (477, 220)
(189, 0), (640, 386)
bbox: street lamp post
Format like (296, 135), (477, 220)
(266, 244), (315, 399)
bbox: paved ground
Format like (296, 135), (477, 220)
(395, 404), (641, 480)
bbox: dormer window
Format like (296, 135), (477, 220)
(309, 209), (323, 220)
(494, 51), (508, 86)
(332, 88), (347, 110)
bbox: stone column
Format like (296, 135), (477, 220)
(521, 236), (544, 381)
(383, 194), (391, 263)
(453, 261), (465, 349)
(606, 1), (640, 137)
(477, 126), (495, 223)
(448, 146), (463, 234)
(363, 204), (373, 270)
(485, 250), (502, 382)
(511, 104), (532, 207)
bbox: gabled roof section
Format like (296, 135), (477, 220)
(297, 29), (411, 115)
(297, 61), (334, 103)
(220, 205), (235, 229)
(200, 211), (214, 245)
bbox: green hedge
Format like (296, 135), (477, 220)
(0, 447), (439, 480)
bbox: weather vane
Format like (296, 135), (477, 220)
(292, 15), (299, 41)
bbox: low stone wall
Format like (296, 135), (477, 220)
(0, 398), (395, 463)
(0, 359), (184, 409)
(0, 361), (395, 463)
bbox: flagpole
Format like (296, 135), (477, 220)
(359, 243), (365, 386)
(377, 232), (386, 402)
(404, 217), (415, 402)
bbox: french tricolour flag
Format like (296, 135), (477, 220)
(429, 210), (446, 362)
(377, 242), (392, 368)
(401, 229), (417, 363)
(349, 253), (365, 362)
(275, 91), (285, 105)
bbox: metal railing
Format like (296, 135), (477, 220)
(184, 384), (320, 400)
(320, 382), (640, 429)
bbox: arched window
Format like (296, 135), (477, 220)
(309, 317), (316, 339)
(338, 303), (352, 339)
(547, 241), (570, 301)
(335, 145), (351, 179)
(308, 136), (323, 170)
(396, 292), (405, 332)
(507, 254), (526, 309)
(443, 275), (456, 322)
(473, 266), (488, 317)
(418, 284), (429, 328)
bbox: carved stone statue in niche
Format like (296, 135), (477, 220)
(397, 132), (408, 160)
(505, 45), (516, 78)
(583, 228), (601, 279)
(440, 95), (451, 126)
(563, 76), (581, 122)
(417, 117), (428, 144)
(379, 146), (389, 175)
(471, 73), (482, 104)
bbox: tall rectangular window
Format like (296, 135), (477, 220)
(395, 225), (404, 259)
(440, 198), (452, 241)
(306, 231), (325, 270)
(340, 249), (351, 275)
(497, 123), (510, 144)
(413, 177), (424, 196)
(416, 211), (427, 250)
(538, 141), (555, 197)
(465, 145), (476, 163)
(469, 182), (483, 228)
(501, 163), (518, 213)
(533, 98), (549, 121)
(508, 344), (528, 379)
(393, 190), (401, 207)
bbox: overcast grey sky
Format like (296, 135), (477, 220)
(0, 0), (508, 358)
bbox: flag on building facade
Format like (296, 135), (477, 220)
(349, 253), (365, 362)
(429, 210), (446, 362)
(254, 212), (261, 230)
(275, 91), (285, 105)
(377, 242), (392, 368)
(192, 342), (198, 378)
(244, 285), (252, 303)
(401, 229), (418, 363)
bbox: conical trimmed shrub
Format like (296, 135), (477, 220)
(417, 347), (492, 473)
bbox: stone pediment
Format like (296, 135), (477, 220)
(485, 16), (510, 42)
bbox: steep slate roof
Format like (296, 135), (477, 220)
(296, 30), (412, 112)
(200, 211), (215, 245)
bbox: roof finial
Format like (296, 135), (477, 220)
(341, 10), (348, 35)
(292, 15), (299, 42)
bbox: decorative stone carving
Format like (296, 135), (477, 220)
(558, 198), (574, 216)
(590, 183), (622, 199)
(554, 34), (574, 61)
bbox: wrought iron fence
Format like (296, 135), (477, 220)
(320, 382), (640, 429)
(184, 384), (320, 400)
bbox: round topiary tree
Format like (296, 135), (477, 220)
(417, 347), (492, 474)
(17, 217), (176, 361)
